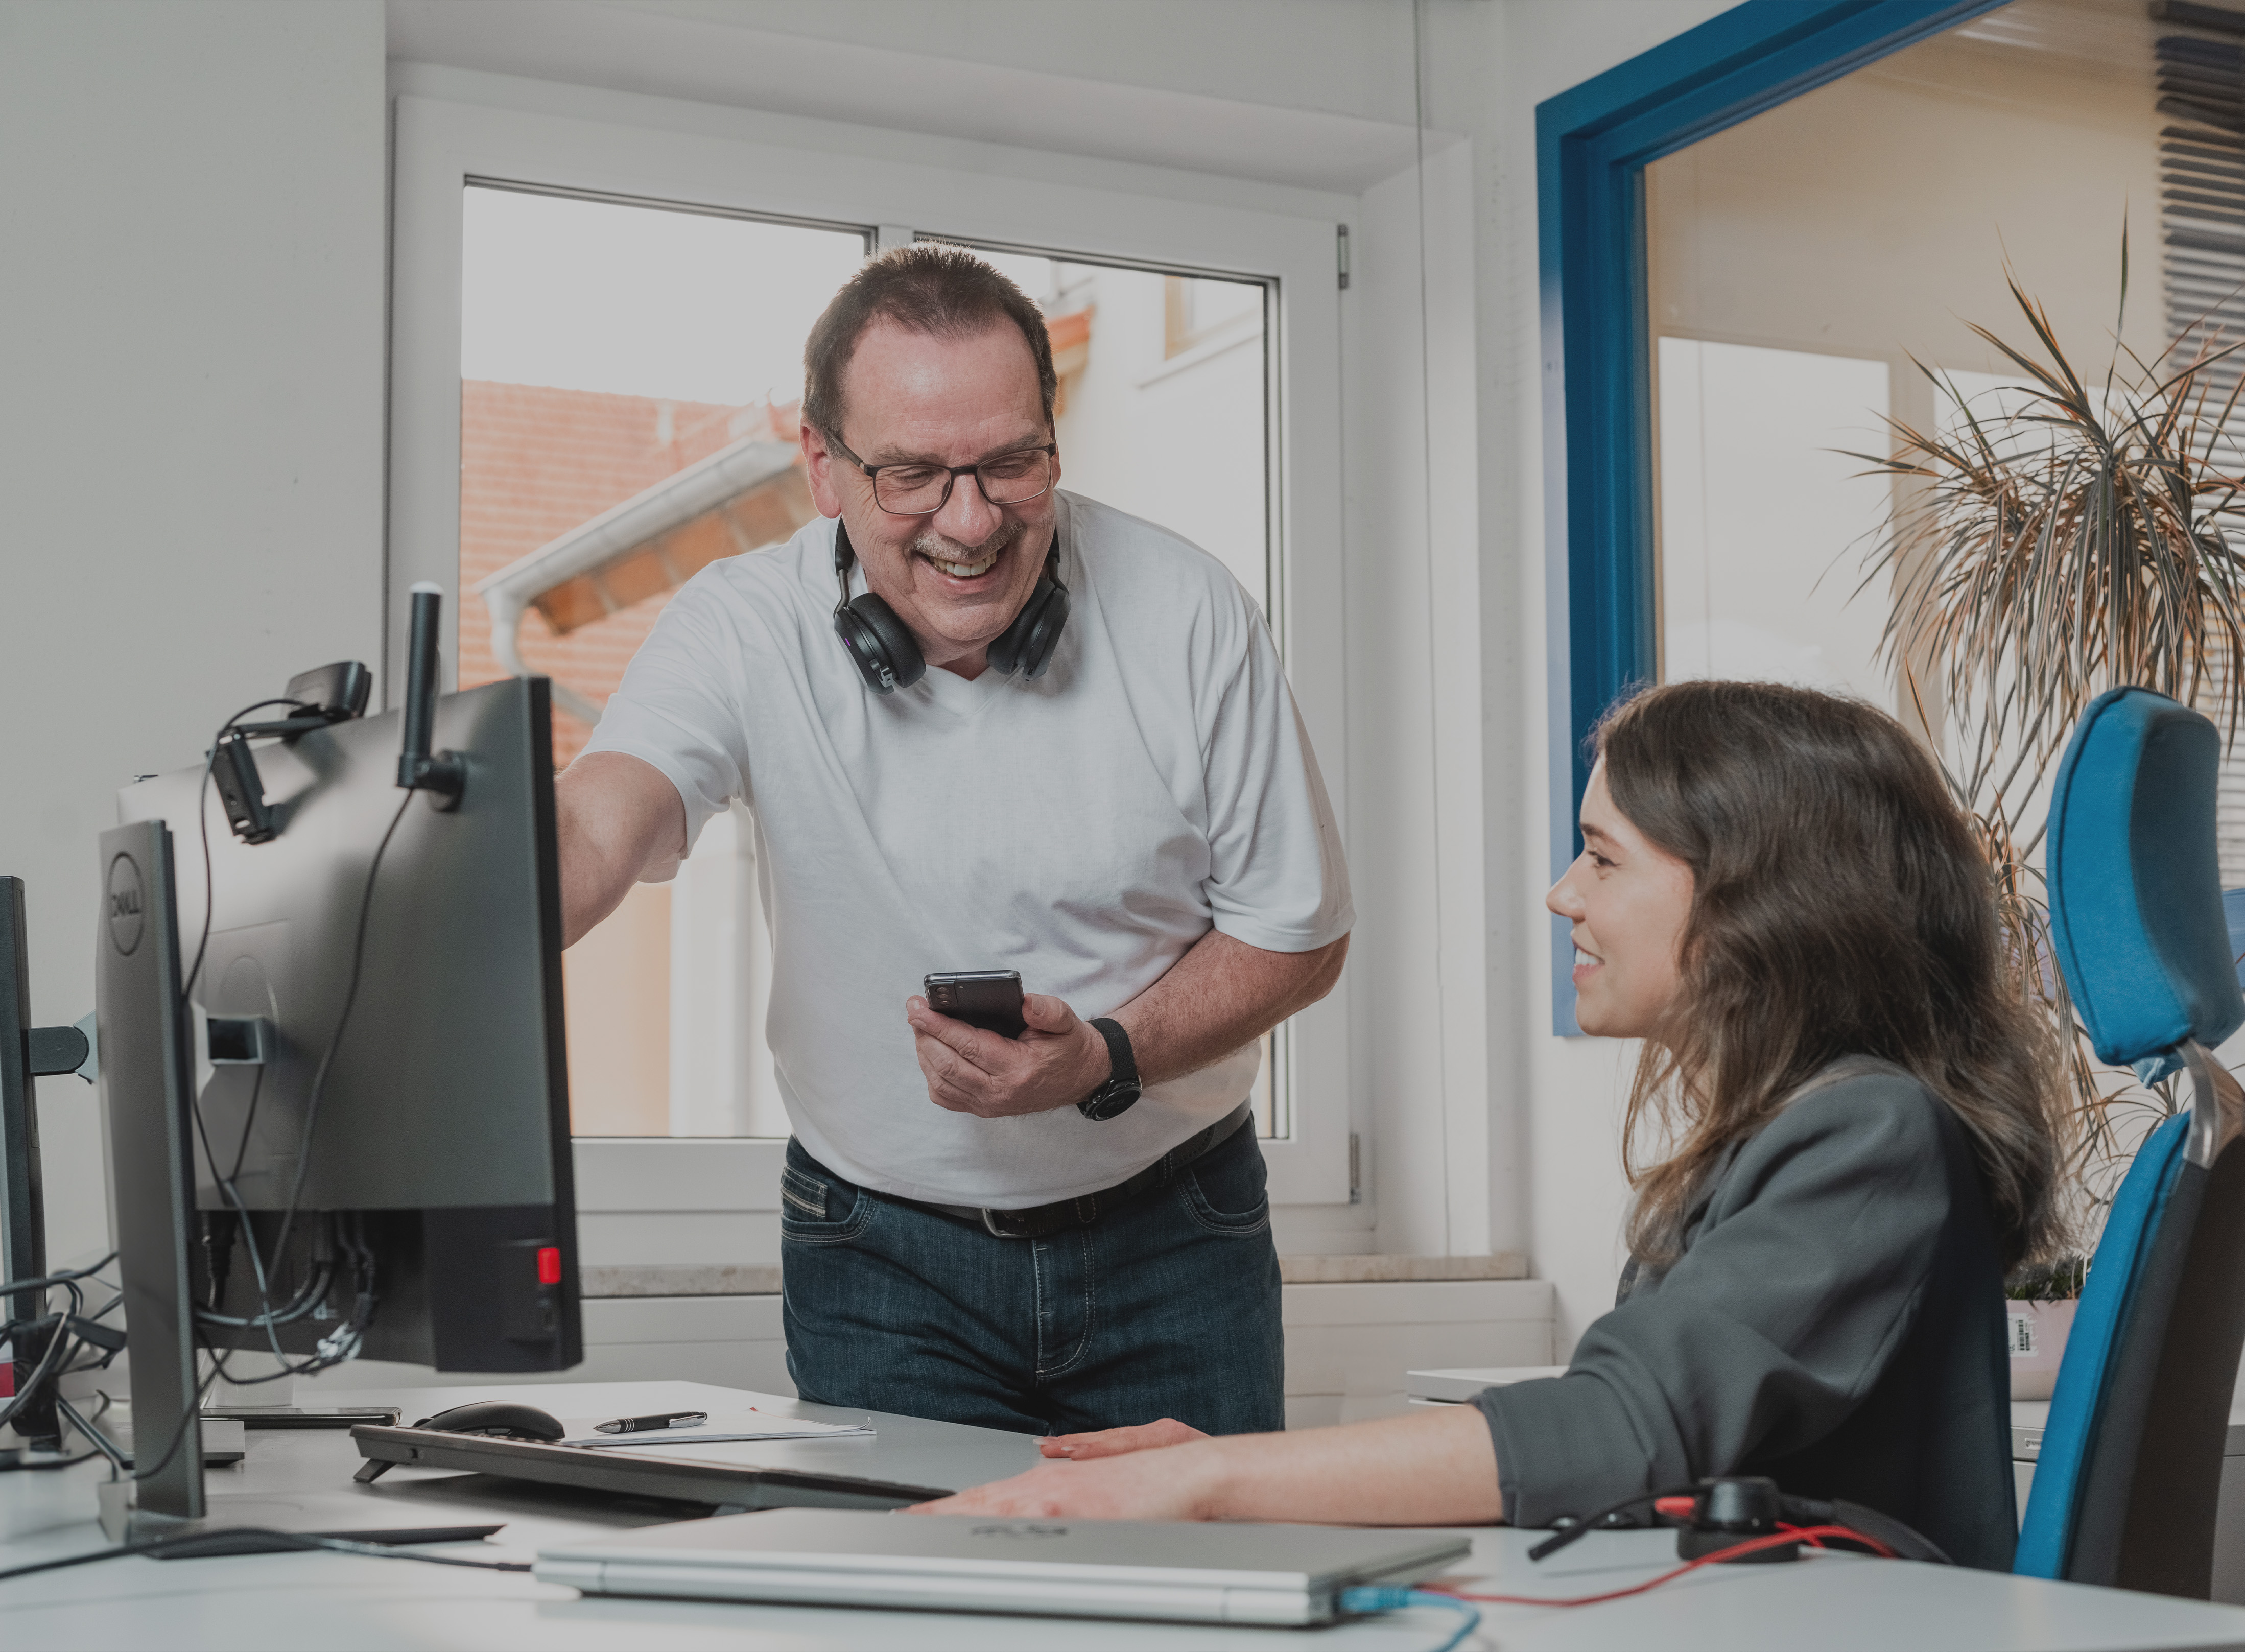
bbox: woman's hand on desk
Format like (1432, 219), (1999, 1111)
(1038, 1418), (1208, 1459)
(912, 1407), (1504, 1526)
(911, 1441), (1226, 1522)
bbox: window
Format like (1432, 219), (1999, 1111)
(454, 193), (1293, 1142)
(1543, 0), (2184, 1024)
(391, 92), (1350, 1208)
(457, 185), (864, 1139)
(1639, 0), (2163, 747)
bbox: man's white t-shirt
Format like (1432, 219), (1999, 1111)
(583, 491), (1352, 1208)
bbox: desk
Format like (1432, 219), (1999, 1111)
(8, 1381), (2245, 1649)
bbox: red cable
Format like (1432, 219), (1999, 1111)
(1430, 1525), (1899, 1609)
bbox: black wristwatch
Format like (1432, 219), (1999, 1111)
(1077, 1018), (1142, 1120)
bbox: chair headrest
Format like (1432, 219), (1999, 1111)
(2049, 687), (2244, 1072)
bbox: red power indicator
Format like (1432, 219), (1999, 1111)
(536, 1246), (563, 1286)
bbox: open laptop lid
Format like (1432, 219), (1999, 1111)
(536, 1507), (1474, 1626)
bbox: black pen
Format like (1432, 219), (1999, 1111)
(592, 1410), (708, 1435)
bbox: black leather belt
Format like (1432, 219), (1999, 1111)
(890, 1102), (1255, 1239)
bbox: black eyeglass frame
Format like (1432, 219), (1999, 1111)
(823, 434), (1059, 517)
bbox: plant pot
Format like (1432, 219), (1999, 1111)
(2006, 1298), (2076, 1400)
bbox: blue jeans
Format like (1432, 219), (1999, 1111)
(780, 1120), (1285, 1437)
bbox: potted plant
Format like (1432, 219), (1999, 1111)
(2004, 1256), (2088, 1401)
(1856, 254), (2245, 1384)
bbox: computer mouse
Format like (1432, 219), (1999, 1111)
(413, 1400), (565, 1441)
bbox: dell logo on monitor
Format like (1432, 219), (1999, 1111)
(105, 853), (145, 956)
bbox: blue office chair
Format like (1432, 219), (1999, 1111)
(2014, 686), (2245, 1596)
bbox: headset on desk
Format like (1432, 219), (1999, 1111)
(1336, 1478), (1946, 1650)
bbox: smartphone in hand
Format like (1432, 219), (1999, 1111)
(924, 970), (1026, 1039)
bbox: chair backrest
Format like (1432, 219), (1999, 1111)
(2016, 686), (2245, 1596)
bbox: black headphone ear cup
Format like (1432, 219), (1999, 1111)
(988, 575), (1069, 680)
(1013, 581), (1069, 681)
(834, 593), (926, 692)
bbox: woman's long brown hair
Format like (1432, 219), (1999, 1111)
(1601, 680), (2068, 1273)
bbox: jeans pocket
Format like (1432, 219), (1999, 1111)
(1178, 1132), (1271, 1237)
(779, 1160), (874, 1244)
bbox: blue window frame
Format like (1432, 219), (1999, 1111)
(1536, 0), (2006, 1032)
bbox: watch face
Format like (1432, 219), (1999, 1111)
(1079, 1080), (1142, 1121)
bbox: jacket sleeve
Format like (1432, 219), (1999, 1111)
(1474, 1073), (1956, 1526)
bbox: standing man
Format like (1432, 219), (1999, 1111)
(556, 245), (1350, 1437)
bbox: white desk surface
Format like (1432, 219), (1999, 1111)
(8, 1380), (2245, 1650)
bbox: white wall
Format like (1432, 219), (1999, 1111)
(0, 0), (389, 1270)
(1450, 0), (1747, 1353)
(1646, 19), (2165, 375)
(385, 0), (1427, 191)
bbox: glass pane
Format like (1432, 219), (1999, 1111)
(1644, 0), (2164, 741)
(457, 184), (866, 1138)
(1655, 337), (1891, 701)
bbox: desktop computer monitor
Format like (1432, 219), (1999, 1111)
(107, 672), (581, 1382)
(86, 586), (585, 1526)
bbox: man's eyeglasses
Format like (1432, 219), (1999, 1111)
(826, 435), (1056, 516)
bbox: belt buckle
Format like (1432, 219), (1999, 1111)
(980, 1207), (1023, 1239)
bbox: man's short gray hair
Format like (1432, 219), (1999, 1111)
(802, 243), (1057, 443)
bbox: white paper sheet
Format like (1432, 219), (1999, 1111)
(558, 1409), (875, 1449)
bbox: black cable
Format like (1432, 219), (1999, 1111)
(140, 785), (414, 1489)
(180, 710), (308, 1366)
(186, 786), (408, 1366)
(0, 1276), (84, 1433)
(53, 1395), (126, 1476)
(0, 1336), (68, 1433)
(0, 1448), (101, 1473)
(0, 1528), (532, 1587)
(0, 1538), (196, 1584)
(0, 1255), (119, 1298)
(264, 787), (413, 1280)
(1526, 1484), (1697, 1563)
(194, 1257), (333, 1330)
(136, 724), (411, 1490)
(224, 1062), (265, 1185)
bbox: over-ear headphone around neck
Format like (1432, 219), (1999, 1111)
(830, 519), (1070, 694)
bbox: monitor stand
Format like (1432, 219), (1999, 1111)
(2, 874), (95, 1453)
(95, 820), (206, 1532)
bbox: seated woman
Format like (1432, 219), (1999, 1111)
(918, 680), (2067, 1572)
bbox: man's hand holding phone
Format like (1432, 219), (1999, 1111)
(907, 975), (1110, 1119)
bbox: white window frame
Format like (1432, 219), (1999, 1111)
(389, 91), (1352, 1216)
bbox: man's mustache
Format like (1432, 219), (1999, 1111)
(911, 518), (1024, 563)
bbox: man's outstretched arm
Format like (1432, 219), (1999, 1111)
(554, 751), (689, 949)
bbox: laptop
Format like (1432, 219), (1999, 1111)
(535, 1507), (1475, 1626)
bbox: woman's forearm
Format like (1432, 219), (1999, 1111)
(1195, 1404), (1503, 1525)
(919, 1402), (1503, 1525)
